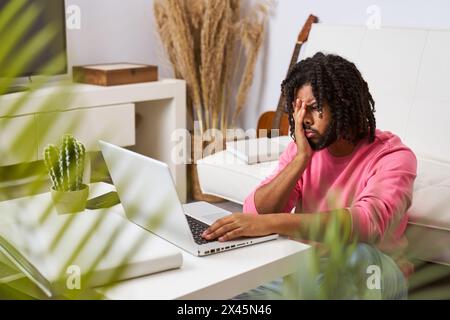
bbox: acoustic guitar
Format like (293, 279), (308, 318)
(257, 14), (318, 138)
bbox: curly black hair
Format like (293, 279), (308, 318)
(281, 52), (376, 144)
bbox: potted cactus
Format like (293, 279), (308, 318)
(44, 134), (89, 214)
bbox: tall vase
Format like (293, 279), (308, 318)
(189, 133), (224, 203)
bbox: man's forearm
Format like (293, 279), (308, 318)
(269, 209), (353, 242)
(254, 155), (309, 214)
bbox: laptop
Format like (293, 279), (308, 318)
(99, 141), (278, 256)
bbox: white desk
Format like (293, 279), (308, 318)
(1, 183), (311, 300)
(97, 235), (311, 300)
(96, 185), (311, 300)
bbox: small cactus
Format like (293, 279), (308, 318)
(44, 134), (86, 191)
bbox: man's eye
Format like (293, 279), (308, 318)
(311, 105), (319, 111)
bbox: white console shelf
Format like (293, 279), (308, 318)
(0, 79), (187, 202)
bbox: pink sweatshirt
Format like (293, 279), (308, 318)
(243, 130), (417, 243)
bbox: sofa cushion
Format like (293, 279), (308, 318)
(405, 159), (450, 264)
(197, 150), (278, 204)
(408, 158), (450, 231)
(196, 136), (291, 204)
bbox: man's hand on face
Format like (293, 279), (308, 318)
(294, 99), (314, 161)
(201, 213), (273, 242)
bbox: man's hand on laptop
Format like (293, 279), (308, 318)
(201, 213), (273, 242)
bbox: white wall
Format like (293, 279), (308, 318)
(65, 0), (450, 130)
(66, 0), (172, 76)
(242, 0), (450, 131)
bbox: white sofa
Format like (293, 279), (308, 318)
(197, 24), (450, 266)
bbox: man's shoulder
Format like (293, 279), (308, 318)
(371, 129), (414, 154)
(366, 129), (417, 170)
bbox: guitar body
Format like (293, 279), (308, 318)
(257, 111), (290, 137)
(256, 14), (318, 138)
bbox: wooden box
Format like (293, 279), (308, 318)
(72, 63), (158, 86)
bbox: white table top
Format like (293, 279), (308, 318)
(97, 235), (310, 300)
(1, 182), (311, 300)
(93, 184), (311, 300)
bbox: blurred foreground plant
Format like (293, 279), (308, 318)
(0, 0), (166, 300)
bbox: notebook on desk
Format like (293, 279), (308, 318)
(0, 186), (183, 298)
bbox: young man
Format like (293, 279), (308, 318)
(202, 52), (417, 299)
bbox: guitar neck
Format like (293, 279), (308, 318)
(269, 14), (318, 133)
(286, 42), (303, 78)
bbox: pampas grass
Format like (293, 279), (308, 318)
(232, 4), (268, 127)
(156, 0), (205, 133)
(154, 0), (270, 135)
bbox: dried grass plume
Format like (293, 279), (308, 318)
(154, 0), (271, 135)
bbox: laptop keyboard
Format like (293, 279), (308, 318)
(185, 215), (215, 245)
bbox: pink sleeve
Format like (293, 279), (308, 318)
(243, 142), (302, 214)
(350, 147), (417, 242)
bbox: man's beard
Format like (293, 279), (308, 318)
(305, 122), (337, 151)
